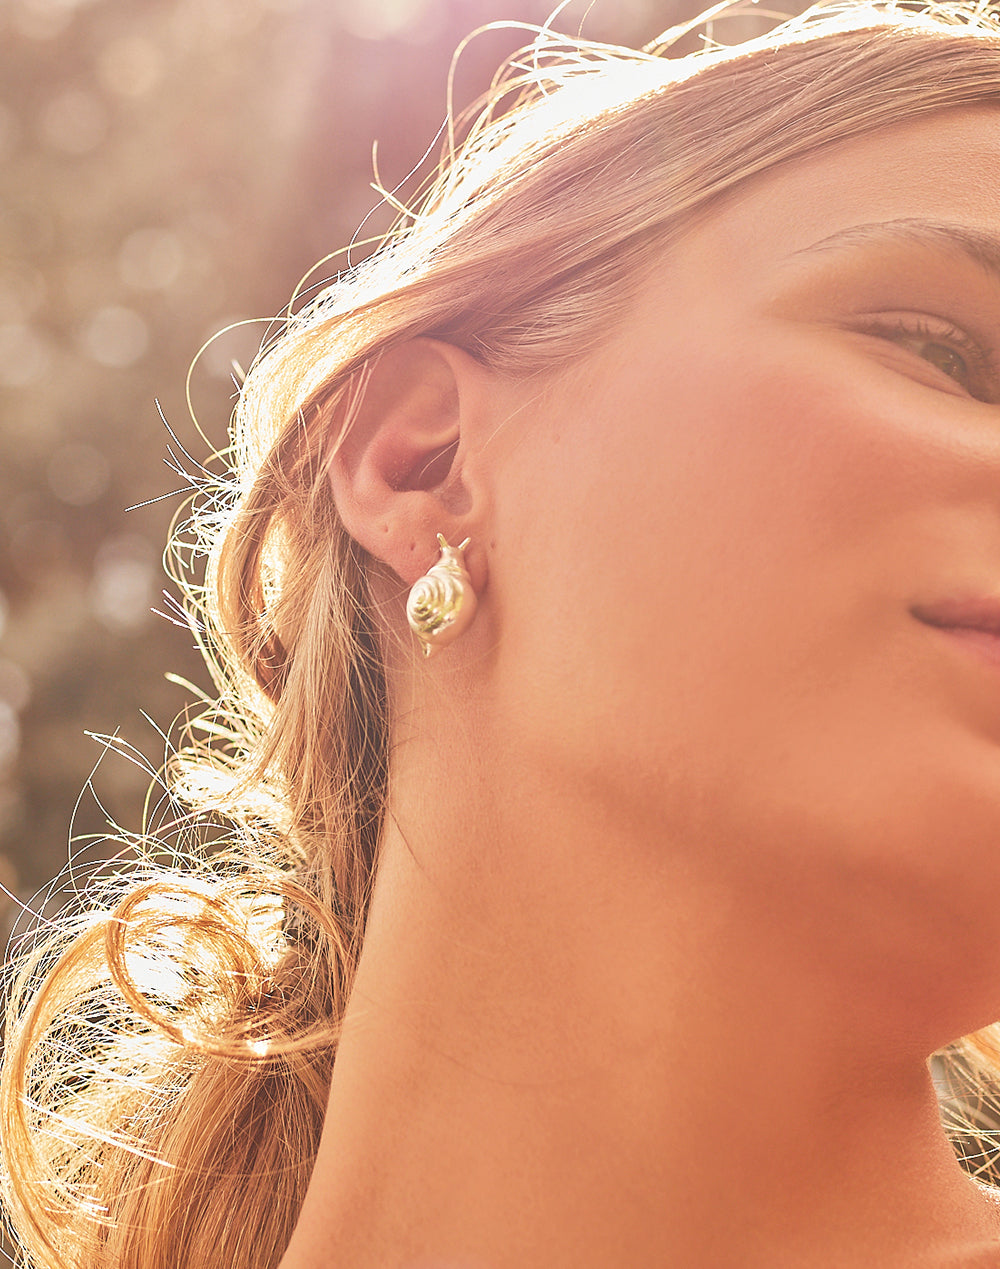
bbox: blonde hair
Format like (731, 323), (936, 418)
(7, 3), (1000, 1264)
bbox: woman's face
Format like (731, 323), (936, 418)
(483, 106), (1000, 1005)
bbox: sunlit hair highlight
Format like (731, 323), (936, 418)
(6, 2), (1000, 1264)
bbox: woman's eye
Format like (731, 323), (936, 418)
(895, 335), (970, 391)
(858, 314), (996, 401)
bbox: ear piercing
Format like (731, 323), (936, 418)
(406, 534), (477, 657)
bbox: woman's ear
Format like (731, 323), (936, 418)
(326, 337), (490, 587)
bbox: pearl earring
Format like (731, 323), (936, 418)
(406, 534), (477, 657)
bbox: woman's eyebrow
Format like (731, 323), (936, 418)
(790, 217), (1000, 282)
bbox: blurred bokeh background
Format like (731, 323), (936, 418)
(0, 0), (755, 939)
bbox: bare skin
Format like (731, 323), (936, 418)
(280, 109), (1000, 1268)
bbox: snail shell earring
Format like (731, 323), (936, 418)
(406, 534), (477, 658)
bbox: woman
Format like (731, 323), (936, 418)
(7, 1), (1000, 1265)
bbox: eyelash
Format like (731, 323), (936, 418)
(856, 313), (998, 402)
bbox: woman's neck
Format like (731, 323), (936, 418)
(279, 748), (1000, 1269)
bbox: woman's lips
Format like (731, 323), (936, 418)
(912, 597), (1000, 635)
(912, 597), (1000, 668)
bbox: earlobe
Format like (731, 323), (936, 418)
(326, 337), (489, 587)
